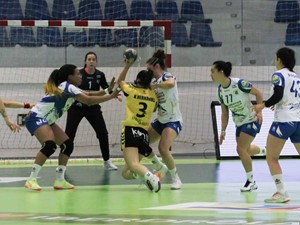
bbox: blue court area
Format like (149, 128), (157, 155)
(0, 158), (299, 225)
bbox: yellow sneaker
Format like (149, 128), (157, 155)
(53, 180), (75, 190)
(25, 178), (42, 191)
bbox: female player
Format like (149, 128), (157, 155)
(254, 47), (300, 203)
(24, 64), (119, 191)
(211, 60), (265, 192)
(65, 52), (118, 171)
(146, 49), (183, 190)
(117, 52), (164, 192)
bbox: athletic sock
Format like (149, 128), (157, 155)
(169, 167), (177, 179)
(246, 171), (254, 182)
(29, 164), (42, 179)
(272, 174), (285, 193)
(148, 154), (164, 171)
(55, 165), (66, 181)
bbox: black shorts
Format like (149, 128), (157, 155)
(121, 126), (152, 157)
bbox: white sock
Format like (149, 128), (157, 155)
(148, 154), (164, 171)
(169, 167), (177, 179)
(29, 164), (42, 179)
(143, 171), (154, 181)
(246, 171), (254, 182)
(272, 174), (285, 193)
(55, 165), (66, 181)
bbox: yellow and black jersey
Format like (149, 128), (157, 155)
(122, 83), (158, 130)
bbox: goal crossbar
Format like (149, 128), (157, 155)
(0, 19), (172, 67)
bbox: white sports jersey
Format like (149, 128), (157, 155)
(31, 81), (82, 125)
(218, 77), (256, 127)
(153, 72), (183, 124)
(271, 68), (300, 122)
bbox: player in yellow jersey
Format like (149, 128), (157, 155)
(116, 57), (165, 192)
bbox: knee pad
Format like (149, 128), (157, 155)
(60, 139), (74, 157)
(40, 140), (57, 158)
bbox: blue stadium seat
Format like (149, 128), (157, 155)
(0, 27), (13, 47)
(181, 0), (212, 23)
(130, 0), (155, 20)
(0, 0), (23, 19)
(25, 0), (51, 20)
(10, 27), (41, 47)
(190, 22), (222, 47)
(172, 23), (195, 47)
(140, 27), (164, 47)
(274, 0), (300, 23)
(37, 27), (66, 47)
(89, 29), (118, 47)
(78, 0), (103, 20)
(104, 0), (129, 20)
(63, 29), (93, 47)
(285, 23), (300, 45)
(52, 0), (77, 20)
(156, 0), (180, 21)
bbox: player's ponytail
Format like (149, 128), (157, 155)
(44, 69), (62, 96)
(44, 64), (77, 96)
(147, 49), (166, 70)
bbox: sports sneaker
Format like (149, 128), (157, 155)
(170, 174), (182, 190)
(53, 180), (75, 190)
(145, 173), (161, 193)
(154, 164), (168, 181)
(25, 178), (42, 191)
(240, 180), (258, 192)
(264, 191), (290, 203)
(104, 160), (118, 171)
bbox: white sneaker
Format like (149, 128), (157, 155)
(240, 180), (258, 192)
(104, 160), (118, 171)
(145, 173), (161, 193)
(264, 191), (290, 203)
(171, 174), (182, 190)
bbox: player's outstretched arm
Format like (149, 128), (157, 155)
(4, 101), (34, 109)
(74, 89), (120, 106)
(0, 97), (20, 133)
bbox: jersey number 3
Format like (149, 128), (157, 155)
(136, 102), (147, 118)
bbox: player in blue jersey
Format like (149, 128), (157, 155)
(65, 52), (118, 171)
(254, 47), (300, 203)
(211, 61), (265, 192)
(146, 49), (183, 190)
(24, 64), (119, 191)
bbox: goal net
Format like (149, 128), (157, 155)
(0, 19), (172, 160)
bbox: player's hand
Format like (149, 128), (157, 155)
(6, 120), (21, 133)
(256, 111), (263, 125)
(219, 131), (226, 145)
(110, 87), (121, 99)
(108, 77), (116, 93)
(116, 94), (122, 102)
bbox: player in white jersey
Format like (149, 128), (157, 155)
(211, 61), (265, 192)
(254, 47), (300, 203)
(24, 64), (119, 191)
(146, 49), (183, 190)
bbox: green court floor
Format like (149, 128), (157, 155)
(0, 158), (299, 225)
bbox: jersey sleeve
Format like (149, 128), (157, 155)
(67, 83), (83, 96)
(162, 72), (175, 81)
(122, 83), (133, 97)
(271, 72), (285, 87)
(98, 70), (109, 89)
(237, 79), (252, 93)
(217, 85), (224, 104)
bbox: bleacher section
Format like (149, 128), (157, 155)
(0, 0), (299, 66)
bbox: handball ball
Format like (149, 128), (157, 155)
(123, 48), (137, 63)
